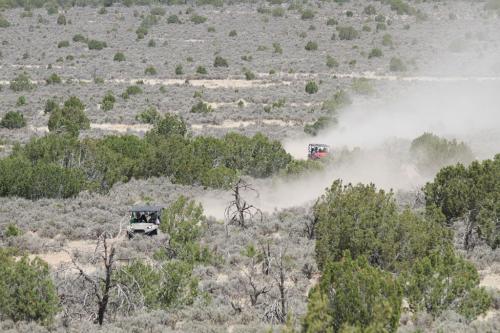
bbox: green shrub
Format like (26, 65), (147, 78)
(0, 253), (59, 325)
(322, 90), (351, 113)
(149, 113), (187, 138)
(10, 73), (34, 92)
(0, 15), (11, 28)
(56, 14), (66, 25)
(16, 96), (26, 106)
(214, 56), (228, 67)
(229, 29), (237, 37)
(190, 14), (207, 24)
(352, 78), (374, 95)
(113, 52), (126, 61)
(244, 69), (255, 80)
(136, 106), (161, 124)
(47, 96), (89, 136)
(305, 80), (318, 94)
(175, 64), (184, 75)
(167, 14), (181, 24)
(314, 181), (451, 271)
(376, 22), (387, 31)
(45, 73), (62, 84)
(57, 40), (69, 48)
(101, 91), (116, 111)
(45, 4), (58, 15)
(122, 85), (143, 99)
(136, 26), (148, 39)
(425, 155), (500, 249)
(363, 5), (376, 15)
(72, 34), (87, 43)
(388, 0), (414, 15)
(87, 39), (107, 50)
(375, 14), (386, 22)
(326, 17), (338, 26)
(0, 111), (26, 129)
(410, 133), (474, 174)
(272, 42), (283, 54)
(196, 66), (207, 74)
(304, 116), (335, 136)
(304, 253), (402, 333)
(337, 26), (359, 40)
(148, 39), (156, 47)
(368, 48), (383, 59)
(115, 260), (198, 310)
(382, 34), (393, 46)
(300, 9), (314, 20)
(272, 7), (285, 17)
(305, 41), (318, 51)
(190, 101), (213, 114)
(326, 55), (339, 68)
(144, 65), (157, 75)
(5, 224), (22, 237)
(44, 98), (59, 114)
(403, 248), (490, 319)
(389, 57), (406, 72)
(150, 7), (166, 16)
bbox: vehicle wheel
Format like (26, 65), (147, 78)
(150, 229), (158, 236)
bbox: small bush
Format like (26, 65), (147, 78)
(272, 7), (285, 17)
(122, 85), (143, 99)
(196, 66), (207, 74)
(87, 39), (107, 50)
(390, 57), (407, 72)
(145, 65), (157, 75)
(46, 73), (62, 85)
(0, 15), (11, 28)
(352, 78), (374, 95)
(72, 34), (87, 43)
(305, 41), (318, 51)
(148, 39), (156, 47)
(244, 69), (255, 80)
(382, 34), (393, 47)
(114, 52), (126, 62)
(272, 42), (283, 54)
(48, 96), (89, 136)
(301, 9), (314, 20)
(337, 26), (359, 40)
(229, 29), (237, 37)
(304, 116), (335, 136)
(44, 98), (59, 114)
(101, 91), (116, 111)
(0, 111), (26, 129)
(167, 15), (181, 24)
(305, 80), (319, 94)
(5, 224), (22, 237)
(136, 106), (161, 124)
(190, 101), (213, 114)
(326, 55), (339, 68)
(136, 26), (148, 39)
(214, 56), (228, 67)
(368, 48), (383, 59)
(56, 14), (66, 25)
(326, 18), (338, 26)
(150, 7), (166, 16)
(10, 73), (34, 92)
(16, 96), (26, 106)
(364, 5), (376, 15)
(57, 40), (69, 48)
(375, 14), (386, 22)
(190, 14), (207, 24)
(376, 22), (387, 32)
(175, 64), (183, 75)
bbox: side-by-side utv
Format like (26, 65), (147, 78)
(127, 205), (163, 239)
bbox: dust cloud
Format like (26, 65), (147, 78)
(200, 78), (500, 219)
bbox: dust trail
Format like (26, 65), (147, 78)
(199, 79), (500, 219)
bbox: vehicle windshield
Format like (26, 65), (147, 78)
(130, 211), (161, 224)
